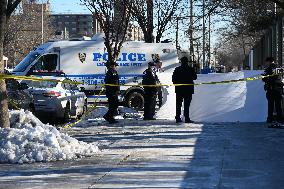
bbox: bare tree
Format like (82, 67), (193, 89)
(200, 0), (277, 68)
(4, 0), (55, 67)
(155, 0), (181, 42)
(132, 0), (181, 43)
(215, 35), (255, 69)
(81, 0), (133, 65)
(0, 0), (22, 128)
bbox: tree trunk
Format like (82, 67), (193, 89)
(146, 0), (154, 43)
(156, 32), (162, 43)
(0, 0), (10, 128)
(144, 32), (153, 43)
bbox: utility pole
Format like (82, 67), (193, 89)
(202, 0), (206, 69)
(189, 0), (194, 61)
(146, 0), (154, 43)
(196, 41), (200, 70)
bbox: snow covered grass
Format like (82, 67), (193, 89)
(0, 110), (99, 164)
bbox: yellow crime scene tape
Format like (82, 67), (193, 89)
(0, 73), (276, 87)
(8, 98), (20, 110)
(63, 87), (105, 129)
(0, 73), (278, 129)
(0, 74), (82, 85)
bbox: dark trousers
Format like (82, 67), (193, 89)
(105, 95), (119, 119)
(157, 87), (163, 107)
(176, 93), (192, 121)
(266, 91), (282, 121)
(144, 93), (157, 119)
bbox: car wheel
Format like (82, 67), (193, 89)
(125, 92), (144, 111)
(63, 103), (71, 122)
(28, 103), (35, 114)
(83, 102), (88, 114)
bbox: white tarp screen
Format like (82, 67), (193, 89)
(157, 70), (267, 122)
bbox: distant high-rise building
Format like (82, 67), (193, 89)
(50, 14), (103, 39)
(22, 0), (50, 14)
(22, 0), (142, 40)
(126, 24), (144, 41)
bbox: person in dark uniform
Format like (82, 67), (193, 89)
(262, 57), (283, 123)
(103, 62), (120, 124)
(172, 57), (197, 123)
(142, 62), (159, 120)
(153, 56), (163, 107)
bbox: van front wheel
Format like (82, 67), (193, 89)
(125, 92), (144, 111)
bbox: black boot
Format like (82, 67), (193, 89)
(185, 119), (195, 123)
(175, 116), (182, 123)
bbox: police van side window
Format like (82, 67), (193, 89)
(31, 54), (58, 72)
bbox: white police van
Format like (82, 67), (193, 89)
(12, 35), (178, 110)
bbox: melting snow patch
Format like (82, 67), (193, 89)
(0, 110), (99, 164)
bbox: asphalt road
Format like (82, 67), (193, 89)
(0, 119), (284, 189)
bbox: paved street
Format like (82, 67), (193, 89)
(0, 119), (284, 189)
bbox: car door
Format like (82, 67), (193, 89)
(63, 80), (77, 116)
(70, 83), (85, 115)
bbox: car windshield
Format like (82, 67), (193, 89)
(29, 80), (59, 88)
(13, 52), (40, 72)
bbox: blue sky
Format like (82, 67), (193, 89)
(49, 0), (219, 50)
(50, 0), (90, 13)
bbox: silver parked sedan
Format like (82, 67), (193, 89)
(27, 76), (87, 122)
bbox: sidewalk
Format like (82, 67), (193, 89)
(0, 119), (284, 189)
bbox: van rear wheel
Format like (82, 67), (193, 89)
(125, 92), (144, 111)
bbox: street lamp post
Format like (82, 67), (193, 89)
(189, 0), (194, 61)
(176, 17), (179, 49)
(41, 0), (44, 44)
(175, 16), (193, 50)
(202, 0), (205, 69)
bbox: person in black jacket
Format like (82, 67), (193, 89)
(142, 62), (159, 120)
(172, 57), (197, 123)
(262, 57), (283, 123)
(103, 62), (120, 124)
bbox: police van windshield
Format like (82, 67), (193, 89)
(13, 52), (40, 72)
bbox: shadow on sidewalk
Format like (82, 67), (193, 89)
(1, 120), (284, 189)
(83, 121), (284, 188)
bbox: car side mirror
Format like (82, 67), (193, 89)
(19, 83), (29, 90)
(80, 87), (85, 92)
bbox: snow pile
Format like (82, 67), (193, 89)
(157, 70), (267, 122)
(0, 110), (99, 164)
